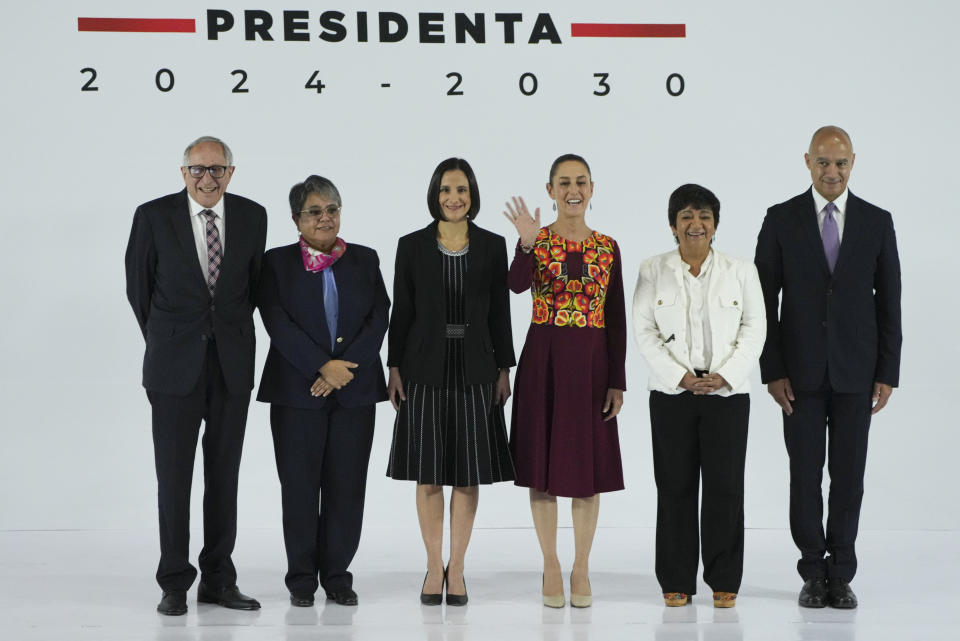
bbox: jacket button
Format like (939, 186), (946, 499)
(201, 334), (208, 341)
(821, 321), (827, 328)
(657, 300), (663, 306)
(210, 304), (216, 311)
(336, 337), (343, 343)
(827, 289), (833, 296)
(733, 301), (738, 306)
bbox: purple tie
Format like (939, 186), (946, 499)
(822, 202), (840, 273)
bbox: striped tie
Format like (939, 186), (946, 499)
(201, 210), (222, 296)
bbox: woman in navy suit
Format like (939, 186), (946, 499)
(257, 175), (390, 607)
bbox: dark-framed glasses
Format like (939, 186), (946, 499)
(187, 165), (228, 178)
(299, 205), (341, 219)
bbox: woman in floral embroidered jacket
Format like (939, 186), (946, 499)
(503, 154), (627, 609)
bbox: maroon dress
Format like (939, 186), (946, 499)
(508, 228), (627, 497)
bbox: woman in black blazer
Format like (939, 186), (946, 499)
(386, 158), (516, 606)
(257, 175), (389, 607)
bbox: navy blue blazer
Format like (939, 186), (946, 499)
(256, 242), (389, 409)
(125, 189), (267, 396)
(387, 221), (515, 387)
(754, 188), (902, 392)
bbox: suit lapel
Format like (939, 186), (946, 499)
(833, 191), (864, 278)
(796, 189), (832, 278)
(420, 222), (444, 314)
(465, 222), (484, 300)
(170, 190), (209, 292)
(217, 194), (246, 291)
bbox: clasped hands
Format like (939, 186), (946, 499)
(310, 359), (358, 397)
(679, 371), (729, 395)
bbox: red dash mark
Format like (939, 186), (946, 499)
(78, 18), (196, 33)
(571, 23), (686, 38)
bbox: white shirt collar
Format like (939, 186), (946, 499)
(186, 193), (225, 219)
(811, 187), (849, 216)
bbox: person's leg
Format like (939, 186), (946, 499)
(571, 494), (599, 598)
(447, 486), (479, 596)
(270, 404), (327, 596)
(698, 394), (749, 594)
(824, 390), (872, 582)
(197, 346), (250, 588)
(529, 489), (562, 598)
(149, 385), (204, 592)
(316, 403), (376, 592)
(417, 484), (446, 594)
(783, 389), (829, 581)
(649, 391), (701, 595)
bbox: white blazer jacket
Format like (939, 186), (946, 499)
(632, 249), (765, 396)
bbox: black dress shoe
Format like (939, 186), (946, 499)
(420, 571), (443, 606)
(445, 566), (468, 606)
(798, 578), (828, 608)
(827, 578), (858, 609)
(325, 587), (358, 606)
(157, 590), (187, 616)
(289, 593), (315, 607)
(197, 583), (261, 610)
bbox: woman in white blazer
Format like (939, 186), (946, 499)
(632, 184), (765, 609)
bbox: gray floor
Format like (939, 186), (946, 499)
(1, 527), (954, 640)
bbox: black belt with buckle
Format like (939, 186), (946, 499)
(694, 369), (709, 377)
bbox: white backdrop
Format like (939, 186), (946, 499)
(0, 1), (955, 535)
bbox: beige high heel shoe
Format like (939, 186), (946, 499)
(570, 572), (592, 608)
(542, 574), (565, 608)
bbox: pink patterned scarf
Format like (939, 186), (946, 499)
(299, 236), (346, 272)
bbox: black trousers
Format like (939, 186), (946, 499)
(784, 383), (872, 582)
(271, 401), (376, 595)
(147, 342), (251, 592)
(649, 391), (749, 595)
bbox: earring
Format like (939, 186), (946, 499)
(552, 202), (557, 211)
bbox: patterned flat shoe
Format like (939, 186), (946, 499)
(713, 591), (737, 608)
(663, 592), (689, 607)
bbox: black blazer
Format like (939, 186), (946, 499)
(125, 189), (268, 396)
(754, 188), (902, 392)
(387, 221), (516, 387)
(256, 242), (389, 409)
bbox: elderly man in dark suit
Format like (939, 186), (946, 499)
(755, 126), (901, 610)
(126, 136), (267, 615)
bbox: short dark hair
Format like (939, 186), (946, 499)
(668, 184), (720, 228)
(290, 175), (342, 219)
(548, 154), (591, 184)
(427, 158), (480, 221)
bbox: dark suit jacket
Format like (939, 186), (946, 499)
(387, 221), (516, 387)
(125, 189), (268, 396)
(256, 242), (389, 409)
(754, 188), (902, 392)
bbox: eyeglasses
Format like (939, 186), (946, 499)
(298, 205), (341, 219)
(187, 165), (229, 178)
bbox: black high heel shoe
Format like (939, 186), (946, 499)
(444, 565), (468, 606)
(420, 570), (443, 606)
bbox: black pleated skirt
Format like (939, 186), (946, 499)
(386, 337), (515, 487)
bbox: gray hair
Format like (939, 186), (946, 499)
(182, 136), (234, 166)
(289, 175), (342, 216)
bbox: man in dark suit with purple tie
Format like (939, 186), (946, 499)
(755, 126), (902, 609)
(126, 136), (267, 615)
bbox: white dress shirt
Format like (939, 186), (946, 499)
(632, 249), (766, 396)
(811, 187), (848, 242)
(186, 194), (226, 271)
(681, 250), (713, 371)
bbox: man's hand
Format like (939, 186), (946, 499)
(310, 376), (333, 398)
(871, 382), (893, 415)
(767, 378), (795, 415)
(387, 366), (406, 410)
(320, 359), (358, 389)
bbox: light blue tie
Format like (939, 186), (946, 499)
(322, 268), (338, 350)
